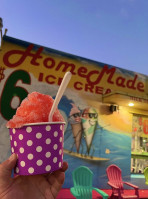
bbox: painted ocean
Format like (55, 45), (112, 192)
(63, 125), (131, 188)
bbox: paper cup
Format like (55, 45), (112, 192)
(9, 122), (65, 175)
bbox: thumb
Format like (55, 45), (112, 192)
(0, 153), (17, 184)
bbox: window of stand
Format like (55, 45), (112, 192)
(131, 114), (148, 174)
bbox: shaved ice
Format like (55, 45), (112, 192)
(6, 91), (65, 128)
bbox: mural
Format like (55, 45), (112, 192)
(63, 101), (132, 188)
(0, 35), (148, 189)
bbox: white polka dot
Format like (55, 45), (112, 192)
(59, 137), (62, 142)
(59, 149), (62, 155)
(59, 162), (62, 168)
(27, 140), (33, 146)
(54, 131), (58, 137)
(19, 147), (24, 153)
(46, 125), (51, 131)
(28, 167), (34, 174)
(36, 132), (42, 139)
(16, 167), (19, 173)
(20, 161), (25, 167)
(26, 127), (32, 133)
(46, 165), (51, 171)
(11, 147), (14, 153)
(45, 152), (51, 158)
(36, 160), (43, 166)
(12, 129), (16, 134)
(10, 135), (12, 140)
(53, 144), (58, 150)
(14, 141), (17, 147)
(53, 157), (57, 163)
(28, 153), (34, 160)
(45, 138), (51, 144)
(36, 146), (42, 152)
(60, 125), (63, 130)
(19, 134), (23, 140)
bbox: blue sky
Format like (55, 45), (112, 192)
(1, 0), (148, 75)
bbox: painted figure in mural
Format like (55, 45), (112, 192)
(81, 107), (98, 156)
(68, 103), (83, 153)
(67, 104), (98, 157)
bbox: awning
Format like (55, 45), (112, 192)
(102, 92), (148, 111)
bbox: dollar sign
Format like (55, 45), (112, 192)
(0, 67), (5, 82)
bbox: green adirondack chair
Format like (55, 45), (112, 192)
(70, 166), (108, 199)
(144, 167), (148, 185)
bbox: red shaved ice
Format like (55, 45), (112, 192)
(6, 91), (65, 128)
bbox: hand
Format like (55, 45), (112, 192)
(0, 153), (68, 199)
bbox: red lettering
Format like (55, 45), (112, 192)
(86, 70), (99, 84)
(55, 61), (76, 74)
(43, 57), (55, 69)
(105, 88), (111, 94)
(85, 84), (94, 93)
(77, 67), (87, 78)
(126, 75), (137, 90)
(3, 44), (43, 67)
(45, 75), (56, 84)
(87, 65), (115, 85)
(57, 78), (63, 86)
(137, 82), (144, 92)
(74, 82), (83, 90)
(95, 86), (103, 94)
(130, 97), (142, 102)
(38, 73), (44, 82)
(3, 44), (145, 94)
(116, 76), (126, 87)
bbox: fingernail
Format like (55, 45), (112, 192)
(9, 153), (16, 161)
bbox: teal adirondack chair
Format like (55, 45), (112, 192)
(70, 166), (108, 199)
(144, 167), (148, 185)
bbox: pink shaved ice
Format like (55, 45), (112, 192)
(6, 92), (65, 128)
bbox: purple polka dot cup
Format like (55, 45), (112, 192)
(9, 122), (65, 175)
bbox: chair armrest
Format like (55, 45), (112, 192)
(107, 182), (122, 198)
(123, 182), (139, 197)
(123, 182), (139, 189)
(93, 188), (109, 199)
(70, 187), (80, 197)
(107, 181), (119, 189)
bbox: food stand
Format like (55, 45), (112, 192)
(0, 35), (148, 189)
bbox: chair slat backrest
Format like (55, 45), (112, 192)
(73, 166), (93, 187)
(106, 164), (124, 191)
(72, 166), (93, 199)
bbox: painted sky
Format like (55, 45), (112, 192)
(1, 0), (148, 75)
